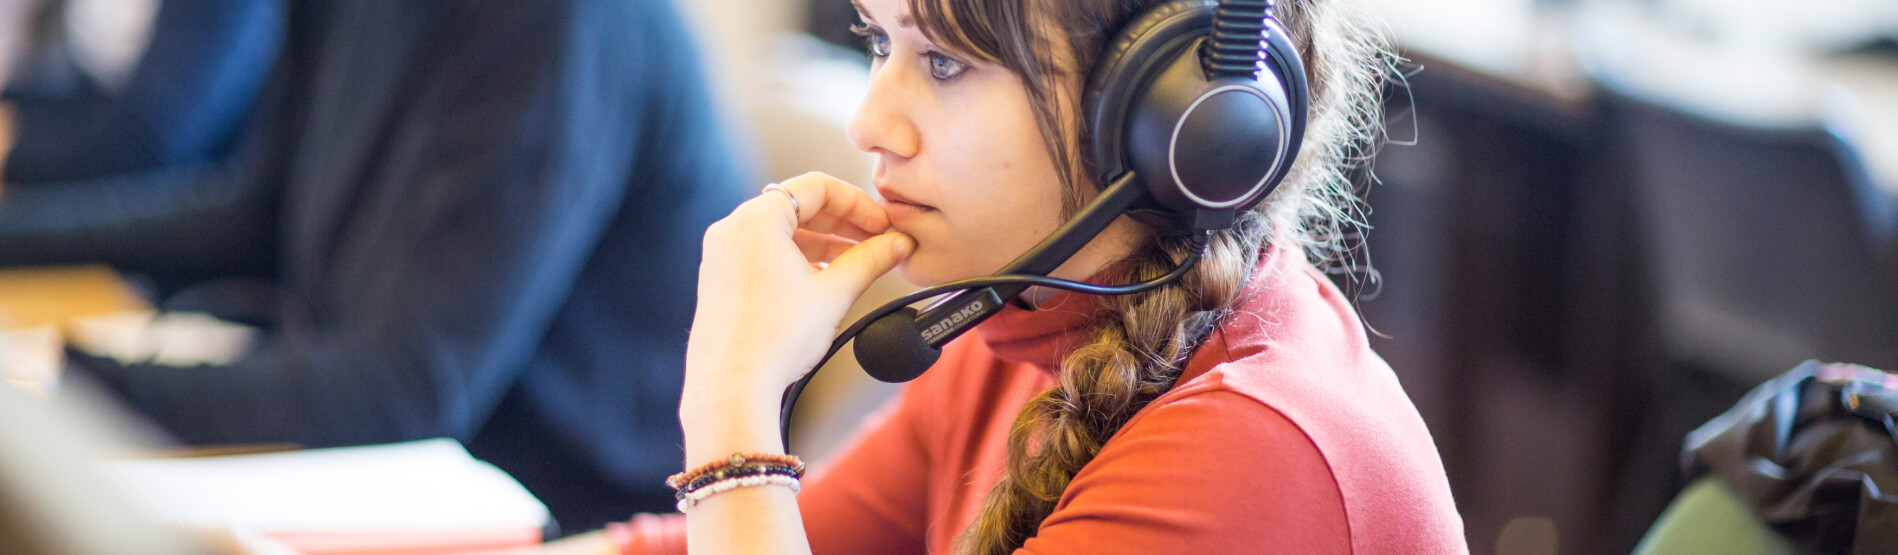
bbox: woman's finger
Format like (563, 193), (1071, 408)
(729, 173), (887, 245)
(793, 229), (860, 264)
(818, 231), (915, 296)
(803, 212), (878, 242)
(774, 172), (891, 235)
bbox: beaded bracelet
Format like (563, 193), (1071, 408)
(674, 462), (805, 500)
(675, 473), (803, 513)
(667, 452), (805, 490)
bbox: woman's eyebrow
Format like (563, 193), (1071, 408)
(851, 0), (915, 27)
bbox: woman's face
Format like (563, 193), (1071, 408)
(847, 0), (1133, 286)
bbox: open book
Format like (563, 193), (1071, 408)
(100, 439), (551, 554)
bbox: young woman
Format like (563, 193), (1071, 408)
(554, 0), (1465, 552)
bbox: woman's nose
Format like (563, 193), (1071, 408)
(847, 60), (922, 160)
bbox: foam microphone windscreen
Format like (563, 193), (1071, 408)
(853, 307), (942, 383)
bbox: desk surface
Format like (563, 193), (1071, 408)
(0, 265), (149, 394)
(0, 265), (150, 330)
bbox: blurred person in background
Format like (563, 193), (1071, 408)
(0, 0), (753, 533)
(0, 0), (42, 174)
(3, 0), (279, 186)
(0, 0), (281, 288)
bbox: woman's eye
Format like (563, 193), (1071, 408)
(850, 24), (891, 58)
(927, 52), (967, 80)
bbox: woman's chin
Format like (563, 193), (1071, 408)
(893, 252), (970, 289)
(892, 261), (937, 288)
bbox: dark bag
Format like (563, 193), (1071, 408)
(1683, 360), (1898, 554)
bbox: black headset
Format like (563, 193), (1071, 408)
(1087, 0), (1308, 232)
(777, 0), (1311, 448)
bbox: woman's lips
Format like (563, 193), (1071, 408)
(876, 186), (935, 225)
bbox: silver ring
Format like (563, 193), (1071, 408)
(761, 183), (800, 218)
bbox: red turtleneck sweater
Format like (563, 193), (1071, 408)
(616, 245), (1467, 553)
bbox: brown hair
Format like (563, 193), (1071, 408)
(899, 0), (1394, 552)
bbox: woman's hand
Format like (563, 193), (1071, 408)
(677, 172), (911, 555)
(680, 171), (914, 455)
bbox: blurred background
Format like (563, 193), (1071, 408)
(0, 0), (1893, 553)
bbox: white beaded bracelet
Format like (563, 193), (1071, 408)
(675, 474), (802, 513)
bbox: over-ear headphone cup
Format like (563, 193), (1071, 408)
(1087, 0), (1216, 89)
(1082, 0), (1219, 189)
(1080, 0), (1310, 228)
(1124, 53), (1292, 214)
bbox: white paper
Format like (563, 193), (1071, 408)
(98, 439), (551, 533)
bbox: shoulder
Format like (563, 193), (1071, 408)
(1174, 289), (1469, 551)
(1022, 386), (1351, 554)
(1135, 251), (1467, 553)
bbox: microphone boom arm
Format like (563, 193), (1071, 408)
(775, 171), (1179, 450)
(910, 171), (1147, 348)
